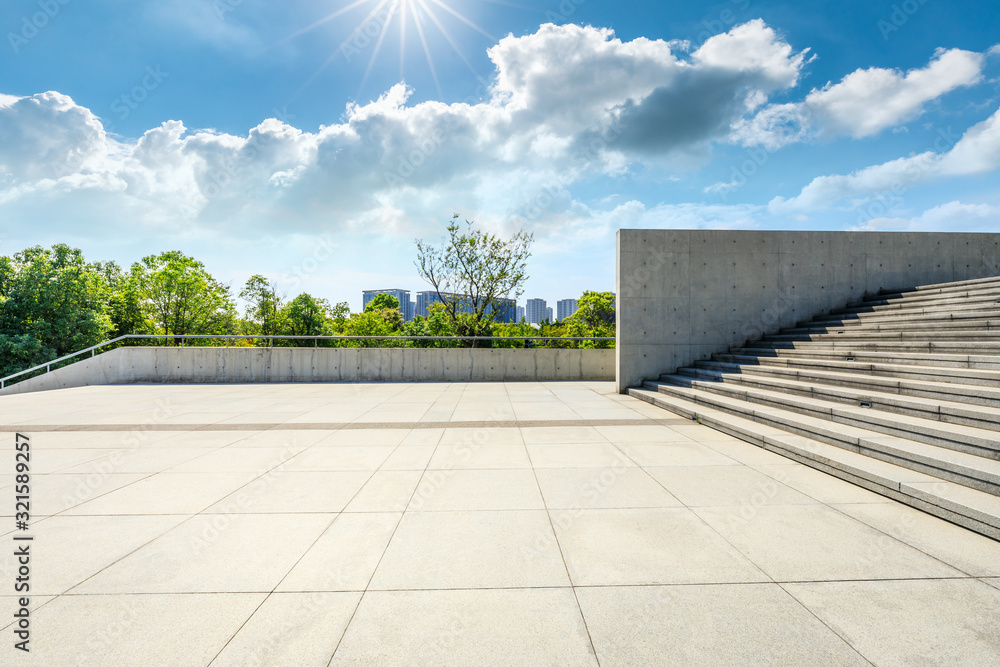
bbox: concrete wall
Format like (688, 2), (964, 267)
(616, 230), (1000, 392)
(0, 346), (615, 396)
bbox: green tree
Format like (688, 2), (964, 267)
(240, 275), (284, 338)
(100, 262), (150, 339)
(415, 215), (533, 344)
(363, 293), (403, 333)
(280, 293), (332, 339)
(365, 293), (400, 312)
(566, 290), (616, 348)
(571, 291), (616, 328)
(0, 244), (113, 376)
(133, 251), (236, 342)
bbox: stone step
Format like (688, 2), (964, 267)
(831, 298), (1000, 318)
(730, 347), (1000, 372)
(675, 365), (1000, 432)
(845, 288), (1000, 311)
(745, 340), (1000, 355)
(888, 274), (1000, 297)
(852, 284), (1000, 308)
(766, 330), (1000, 343)
(697, 359), (1000, 408)
(627, 387), (1000, 540)
(782, 318), (1000, 334)
(712, 353), (1000, 387)
(809, 308), (1000, 327)
(655, 375), (1000, 462)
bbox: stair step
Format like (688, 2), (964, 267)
(744, 341), (1000, 355)
(832, 297), (1000, 317)
(697, 359), (1000, 408)
(843, 290), (1000, 312)
(850, 285), (1000, 308)
(655, 376), (1000, 462)
(627, 387), (1000, 540)
(713, 353), (1000, 387)
(767, 330), (1000, 342)
(730, 348), (1000, 372)
(675, 366), (1000, 432)
(784, 319), (1000, 334)
(808, 310), (1000, 327)
(900, 274), (1000, 294)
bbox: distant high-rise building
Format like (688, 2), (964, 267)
(557, 299), (578, 321)
(488, 298), (517, 324)
(546, 306), (553, 322)
(516, 306), (525, 322)
(526, 298), (547, 324)
(362, 289), (412, 321)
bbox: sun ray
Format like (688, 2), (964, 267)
(274, 0), (372, 46)
(398, 0), (409, 80)
(412, 1), (443, 97)
(416, 0), (481, 77)
(334, 0), (394, 60)
(359, 0), (402, 94)
(424, 0), (496, 41)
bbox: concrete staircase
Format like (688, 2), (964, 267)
(629, 275), (1000, 541)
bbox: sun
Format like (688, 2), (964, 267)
(284, 0), (496, 98)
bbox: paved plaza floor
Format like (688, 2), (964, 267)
(1, 381), (999, 665)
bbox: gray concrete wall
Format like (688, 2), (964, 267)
(616, 230), (1000, 392)
(0, 346), (615, 396)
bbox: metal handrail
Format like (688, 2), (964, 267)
(0, 334), (616, 389)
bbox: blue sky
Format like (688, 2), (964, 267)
(1, 0), (998, 311)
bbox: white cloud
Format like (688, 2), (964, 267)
(0, 21), (807, 240)
(850, 201), (1000, 232)
(735, 48), (984, 148)
(770, 106), (1000, 213)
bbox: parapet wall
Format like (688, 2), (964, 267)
(0, 346), (615, 395)
(616, 230), (1000, 392)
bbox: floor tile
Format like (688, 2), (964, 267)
(28, 593), (264, 666)
(368, 511), (568, 590)
(696, 504), (967, 581)
(784, 579), (1000, 666)
(211, 592), (362, 667)
(577, 584), (866, 665)
(527, 444), (635, 468)
(331, 589), (597, 666)
(753, 463), (890, 504)
(408, 469), (545, 511)
(646, 465), (818, 507)
(2, 515), (187, 595)
(834, 502), (1000, 577)
(281, 446), (396, 471)
(618, 440), (743, 466)
(344, 471), (422, 512)
(204, 471), (371, 514)
(535, 468), (682, 509)
(278, 513), (401, 592)
(73, 513), (335, 593)
(61, 472), (254, 515)
(551, 507), (768, 586)
(427, 443), (531, 469)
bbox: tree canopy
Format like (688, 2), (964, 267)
(415, 216), (533, 341)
